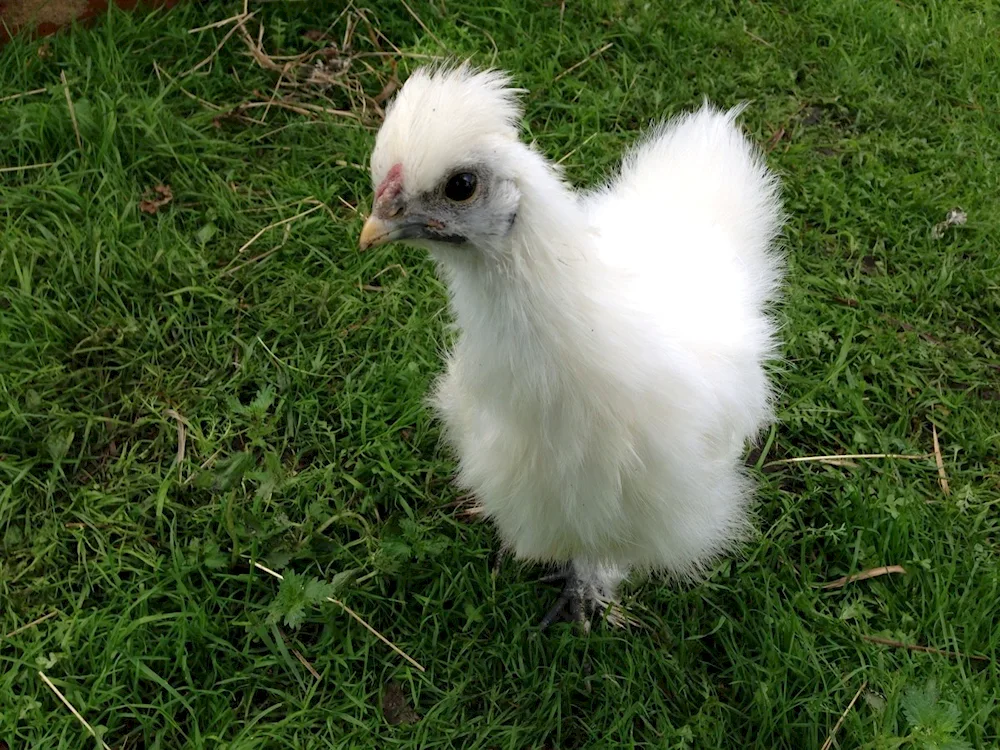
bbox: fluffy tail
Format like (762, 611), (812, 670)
(601, 103), (785, 303)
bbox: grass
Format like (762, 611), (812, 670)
(1, 0), (998, 747)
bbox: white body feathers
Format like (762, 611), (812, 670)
(370, 68), (783, 597)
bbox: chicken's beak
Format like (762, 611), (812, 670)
(359, 209), (464, 249)
(359, 215), (392, 251)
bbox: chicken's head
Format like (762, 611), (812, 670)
(359, 64), (524, 255)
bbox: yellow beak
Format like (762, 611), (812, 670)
(359, 215), (391, 251)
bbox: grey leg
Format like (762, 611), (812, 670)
(539, 568), (594, 630)
(538, 561), (624, 631)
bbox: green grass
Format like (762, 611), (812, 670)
(2, 0), (999, 747)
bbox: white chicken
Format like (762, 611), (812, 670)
(360, 65), (783, 629)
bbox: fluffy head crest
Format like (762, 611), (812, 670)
(370, 64), (524, 196)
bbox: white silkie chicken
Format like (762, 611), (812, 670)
(359, 65), (783, 629)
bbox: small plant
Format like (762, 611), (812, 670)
(267, 569), (356, 628)
(899, 681), (972, 750)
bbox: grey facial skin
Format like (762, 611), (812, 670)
(360, 164), (520, 252)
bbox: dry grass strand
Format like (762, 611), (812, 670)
(398, 0), (452, 55)
(60, 71), (82, 150)
(931, 424), (951, 496)
(0, 87), (47, 103)
(165, 409), (188, 477)
(292, 648), (323, 681)
(236, 201), (325, 255)
(821, 565), (907, 590)
(4, 610), (59, 639)
(860, 634), (989, 663)
(820, 681), (867, 750)
(188, 13), (249, 34)
(37, 671), (112, 750)
(554, 42), (613, 82)
(0, 162), (55, 174)
(184, 12), (256, 76)
(764, 452), (933, 467)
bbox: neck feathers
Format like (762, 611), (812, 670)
(436, 148), (612, 395)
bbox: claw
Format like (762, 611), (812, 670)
(538, 569), (595, 631)
(539, 588), (574, 630)
(568, 592), (589, 631)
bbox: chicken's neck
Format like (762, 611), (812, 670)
(434, 154), (614, 397)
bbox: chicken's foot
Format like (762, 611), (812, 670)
(538, 568), (601, 632)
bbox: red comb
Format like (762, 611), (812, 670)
(376, 163), (404, 201)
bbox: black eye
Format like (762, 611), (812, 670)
(444, 172), (478, 202)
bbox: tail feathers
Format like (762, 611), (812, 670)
(606, 103), (785, 299)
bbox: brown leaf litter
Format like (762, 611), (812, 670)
(139, 184), (173, 214)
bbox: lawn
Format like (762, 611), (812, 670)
(1, 0), (998, 747)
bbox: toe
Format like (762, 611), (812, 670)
(568, 593), (585, 625)
(538, 571), (569, 585)
(539, 591), (571, 630)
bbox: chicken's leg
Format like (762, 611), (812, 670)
(538, 561), (624, 631)
(538, 568), (595, 631)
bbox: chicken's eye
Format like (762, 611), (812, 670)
(444, 172), (478, 202)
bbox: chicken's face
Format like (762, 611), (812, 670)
(359, 65), (524, 255)
(359, 159), (520, 252)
